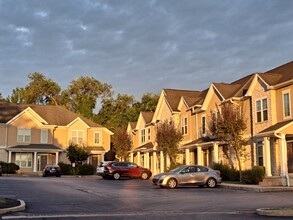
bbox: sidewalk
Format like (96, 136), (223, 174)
(221, 182), (293, 192)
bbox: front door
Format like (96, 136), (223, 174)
(287, 142), (293, 173)
(39, 155), (48, 171)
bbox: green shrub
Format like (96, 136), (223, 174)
(212, 163), (239, 181)
(241, 166), (265, 184)
(0, 161), (20, 174)
(77, 164), (95, 175)
(58, 162), (73, 175)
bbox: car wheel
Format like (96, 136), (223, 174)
(141, 172), (149, 180)
(167, 178), (177, 189)
(206, 178), (217, 188)
(113, 172), (121, 180)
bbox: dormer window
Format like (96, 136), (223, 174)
(181, 116), (188, 135)
(141, 129), (145, 143)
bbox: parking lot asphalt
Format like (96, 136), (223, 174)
(1, 175), (293, 218)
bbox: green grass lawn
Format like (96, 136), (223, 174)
(0, 198), (20, 209)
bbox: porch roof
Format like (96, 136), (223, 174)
(7, 144), (65, 153)
(257, 119), (293, 137)
(180, 136), (218, 149)
(130, 142), (154, 153)
(87, 146), (106, 152)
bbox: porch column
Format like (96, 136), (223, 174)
(8, 151), (12, 163)
(146, 152), (150, 169)
(160, 151), (164, 173)
(197, 147), (202, 165)
(213, 143), (219, 164)
(33, 152), (37, 172)
(185, 148), (190, 165)
(153, 151), (157, 175)
(144, 152), (149, 168)
(130, 152), (134, 163)
(263, 137), (272, 176)
(137, 152), (141, 166)
(279, 134), (288, 177)
(55, 152), (59, 165)
(166, 154), (170, 169)
(206, 150), (209, 166)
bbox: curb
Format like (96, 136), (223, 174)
(0, 199), (26, 215)
(256, 208), (293, 217)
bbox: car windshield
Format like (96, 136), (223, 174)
(170, 166), (185, 173)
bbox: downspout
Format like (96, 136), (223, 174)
(249, 97), (254, 165)
(274, 132), (290, 187)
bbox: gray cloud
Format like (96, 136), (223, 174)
(1, 0), (293, 99)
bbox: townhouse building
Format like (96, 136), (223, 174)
(0, 102), (113, 173)
(128, 61), (293, 186)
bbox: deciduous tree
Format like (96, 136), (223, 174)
(209, 102), (248, 181)
(9, 72), (61, 105)
(60, 76), (112, 118)
(156, 119), (183, 169)
(112, 128), (132, 161)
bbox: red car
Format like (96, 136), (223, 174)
(104, 162), (152, 180)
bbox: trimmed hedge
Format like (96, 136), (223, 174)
(241, 166), (265, 184)
(58, 162), (74, 175)
(212, 163), (239, 181)
(0, 161), (20, 174)
(77, 164), (95, 175)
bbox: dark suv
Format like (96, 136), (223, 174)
(104, 162), (152, 180)
(42, 165), (61, 177)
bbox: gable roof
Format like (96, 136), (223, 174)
(163, 89), (202, 111)
(259, 61), (293, 86)
(0, 101), (103, 128)
(141, 112), (154, 124)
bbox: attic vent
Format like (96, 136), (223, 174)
(243, 89), (248, 96)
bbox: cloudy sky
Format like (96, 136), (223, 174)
(1, 0), (293, 99)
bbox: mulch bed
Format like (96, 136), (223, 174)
(0, 198), (20, 209)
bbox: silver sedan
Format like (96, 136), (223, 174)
(152, 165), (222, 189)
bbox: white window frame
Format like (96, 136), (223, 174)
(181, 116), (188, 135)
(17, 128), (31, 143)
(141, 129), (146, 144)
(147, 128), (151, 141)
(256, 98), (268, 123)
(283, 90), (291, 119)
(256, 139), (263, 166)
(41, 129), (48, 143)
(15, 153), (33, 168)
(94, 132), (101, 145)
(71, 130), (84, 145)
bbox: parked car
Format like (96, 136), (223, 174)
(96, 161), (112, 179)
(104, 162), (152, 180)
(0, 164), (2, 176)
(42, 165), (61, 177)
(152, 165), (221, 189)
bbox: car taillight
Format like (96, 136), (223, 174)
(56, 167), (60, 170)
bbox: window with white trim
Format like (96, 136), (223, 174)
(17, 128), (31, 143)
(141, 129), (145, 143)
(72, 130), (84, 145)
(201, 116), (206, 136)
(94, 132), (100, 145)
(147, 128), (151, 141)
(15, 153), (32, 168)
(41, 129), (48, 143)
(256, 98), (268, 123)
(283, 92), (291, 118)
(257, 139), (263, 166)
(181, 116), (188, 135)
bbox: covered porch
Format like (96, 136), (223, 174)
(257, 120), (293, 186)
(7, 144), (65, 173)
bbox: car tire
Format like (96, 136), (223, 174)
(206, 178), (217, 188)
(113, 172), (121, 180)
(141, 172), (149, 180)
(167, 178), (177, 189)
